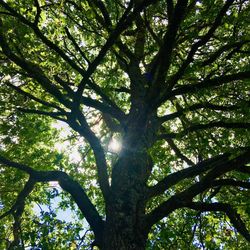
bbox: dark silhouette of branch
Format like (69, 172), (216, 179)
(0, 177), (35, 220)
(67, 112), (110, 200)
(148, 153), (229, 198)
(166, 139), (194, 166)
(148, 0), (189, 95)
(65, 27), (91, 65)
(185, 202), (250, 242)
(202, 40), (250, 66)
(33, 0), (41, 26)
(5, 82), (65, 112)
(0, 30), (72, 108)
(211, 179), (250, 189)
(167, 0), (234, 87)
(159, 102), (245, 123)
(168, 71), (250, 99)
(17, 108), (68, 122)
(159, 121), (250, 140)
(0, 155), (104, 243)
(0, 0), (86, 75)
(76, 0), (159, 102)
(146, 149), (250, 227)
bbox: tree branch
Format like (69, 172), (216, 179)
(0, 155), (104, 243)
(67, 112), (110, 200)
(161, 0), (235, 96)
(185, 202), (250, 242)
(166, 139), (194, 166)
(159, 102), (245, 123)
(76, 0), (159, 103)
(211, 179), (250, 189)
(148, 0), (189, 94)
(5, 82), (65, 112)
(17, 108), (68, 122)
(148, 153), (229, 198)
(0, 0), (86, 75)
(65, 27), (91, 65)
(202, 40), (250, 66)
(0, 177), (35, 220)
(169, 71), (250, 99)
(159, 121), (250, 140)
(0, 28), (72, 108)
(146, 149), (250, 227)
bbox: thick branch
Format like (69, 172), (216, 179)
(0, 29), (72, 108)
(67, 113), (110, 200)
(0, 0), (86, 75)
(164, 0), (235, 92)
(76, 0), (158, 102)
(148, 153), (229, 198)
(211, 179), (250, 189)
(0, 155), (104, 242)
(159, 102), (245, 123)
(185, 202), (250, 242)
(146, 149), (250, 227)
(148, 0), (188, 93)
(159, 121), (250, 140)
(0, 177), (35, 220)
(169, 71), (250, 98)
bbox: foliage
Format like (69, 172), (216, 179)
(0, 0), (250, 249)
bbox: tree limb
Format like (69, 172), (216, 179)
(17, 108), (68, 122)
(146, 149), (250, 227)
(0, 28), (72, 108)
(5, 82), (65, 112)
(159, 121), (250, 140)
(0, 155), (104, 244)
(169, 71), (250, 99)
(166, 139), (194, 166)
(156, 0), (235, 105)
(159, 102), (245, 123)
(148, 153), (229, 198)
(67, 112), (110, 200)
(185, 202), (250, 242)
(0, 0), (86, 75)
(211, 179), (250, 189)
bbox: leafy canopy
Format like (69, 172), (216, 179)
(0, 0), (250, 249)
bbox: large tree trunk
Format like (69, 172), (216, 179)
(99, 148), (151, 250)
(102, 218), (147, 250)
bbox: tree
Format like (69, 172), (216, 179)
(0, 0), (250, 249)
